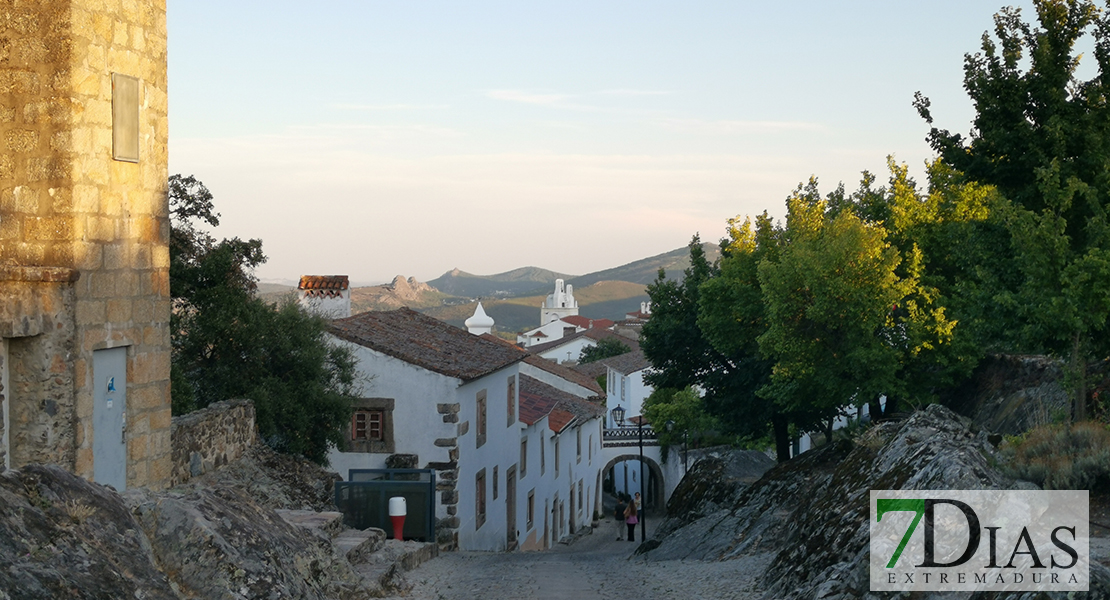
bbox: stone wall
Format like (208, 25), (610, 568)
(0, 0), (172, 488)
(170, 399), (257, 487)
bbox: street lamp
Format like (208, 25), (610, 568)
(637, 416), (646, 543)
(610, 404), (625, 428)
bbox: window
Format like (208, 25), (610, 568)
(476, 469), (486, 529)
(540, 434), (546, 475)
(520, 438), (527, 477)
(493, 466), (499, 500)
(576, 428), (581, 463)
(527, 489), (535, 530)
(507, 376), (516, 426)
(554, 437), (560, 476)
(345, 399), (395, 453)
(577, 481), (583, 513)
(352, 409), (383, 441)
(588, 434), (592, 462)
(476, 390), (487, 448)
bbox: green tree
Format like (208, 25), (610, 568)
(640, 235), (722, 391)
(916, 0), (1110, 418)
(697, 212), (786, 460)
(579, 337), (631, 364)
(641, 236), (773, 453)
(641, 386), (718, 449)
(757, 188), (909, 441)
(170, 175), (358, 463)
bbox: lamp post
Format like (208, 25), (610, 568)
(610, 404), (625, 429)
(637, 416), (646, 543)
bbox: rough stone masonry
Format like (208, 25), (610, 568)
(0, 0), (172, 489)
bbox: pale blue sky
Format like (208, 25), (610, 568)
(168, 1), (1036, 285)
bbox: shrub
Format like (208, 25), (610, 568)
(1003, 422), (1110, 490)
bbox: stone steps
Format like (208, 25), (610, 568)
(334, 527), (386, 564)
(276, 507), (438, 595)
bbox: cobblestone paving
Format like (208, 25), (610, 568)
(387, 517), (771, 600)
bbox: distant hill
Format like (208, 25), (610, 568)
(424, 280), (648, 333)
(427, 266), (574, 299)
(567, 242), (720, 288)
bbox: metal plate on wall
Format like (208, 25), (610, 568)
(112, 73), (139, 163)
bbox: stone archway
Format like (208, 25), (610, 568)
(601, 453), (665, 509)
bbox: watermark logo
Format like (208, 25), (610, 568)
(870, 490), (1089, 592)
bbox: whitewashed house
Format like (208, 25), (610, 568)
(602, 349), (652, 429)
(527, 328), (637, 365)
(327, 307), (606, 552)
(298, 275), (351, 318)
(327, 308), (526, 551)
(516, 374), (605, 550)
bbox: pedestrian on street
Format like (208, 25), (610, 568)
(614, 496), (627, 540)
(624, 498), (638, 542)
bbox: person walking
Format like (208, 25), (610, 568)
(614, 496), (627, 541)
(624, 498), (638, 542)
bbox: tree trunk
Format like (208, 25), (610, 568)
(869, 397), (884, 421)
(772, 413), (791, 463)
(1072, 331), (1087, 421)
(823, 418), (834, 445)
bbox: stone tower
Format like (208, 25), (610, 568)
(0, 0), (171, 489)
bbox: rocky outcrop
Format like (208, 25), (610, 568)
(0, 465), (179, 599)
(644, 448), (775, 547)
(387, 276), (435, 302)
(0, 448), (429, 599)
(130, 486), (371, 600)
(946, 354), (1071, 435)
(639, 404), (1110, 599)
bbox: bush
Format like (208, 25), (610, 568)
(1003, 422), (1110, 490)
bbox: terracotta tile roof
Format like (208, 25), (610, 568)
(522, 355), (604, 396)
(570, 361), (608, 380)
(560, 315), (615, 330)
(329, 308), (524, 381)
(599, 348), (651, 375)
(525, 328), (639, 355)
(299, 275), (349, 290)
(479, 333), (528, 351)
(299, 275), (349, 298)
(518, 375), (604, 433)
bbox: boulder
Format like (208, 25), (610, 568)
(130, 486), (371, 600)
(0, 465), (179, 599)
(639, 404), (1110, 599)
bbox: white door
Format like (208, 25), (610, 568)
(93, 347), (127, 491)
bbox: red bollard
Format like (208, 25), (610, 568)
(388, 497), (407, 540)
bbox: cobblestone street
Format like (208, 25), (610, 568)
(386, 516), (772, 600)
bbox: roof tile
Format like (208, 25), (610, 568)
(329, 308), (524, 381)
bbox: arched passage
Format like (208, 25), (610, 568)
(601, 453), (665, 510)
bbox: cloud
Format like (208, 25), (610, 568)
(332, 103), (450, 111)
(655, 118), (826, 135)
(595, 89), (674, 96)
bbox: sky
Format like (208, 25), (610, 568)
(167, 0), (1040, 286)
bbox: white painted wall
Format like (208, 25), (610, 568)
(533, 336), (597, 363)
(298, 291), (351, 319)
(518, 361), (597, 398)
(517, 319), (582, 348)
(326, 339), (458, 486)
(456, 370), (522, 551)
(605, 367), (650, 426)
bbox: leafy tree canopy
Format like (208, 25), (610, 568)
(916, 0), (1110, 417)
(579, 337), (631, 364)
(169, 174), (357, 464)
